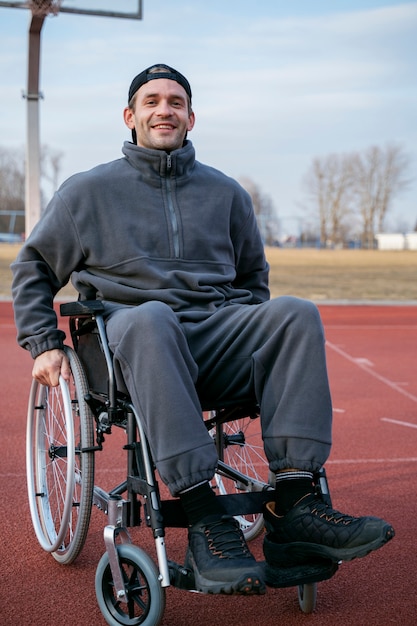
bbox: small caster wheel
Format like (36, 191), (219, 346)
(298, 582), (317, 613)
(95, 543), (166, 625)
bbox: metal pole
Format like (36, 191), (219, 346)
(25, 14), (45, 237)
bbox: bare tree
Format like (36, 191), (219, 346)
(304, 143), (411, 247)
(303, 153), (354, 246)
(0, 144), (64, 234)
(0, 147), (25, 234)
(352, 144), (411, 247)
(239, 177), (279, 245)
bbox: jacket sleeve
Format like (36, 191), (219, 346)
(11, 191), (84, 358)
(231, 189), (270, 303)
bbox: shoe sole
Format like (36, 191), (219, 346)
(263, 559), (338, 588)
(264, 523), (395, 566)
(186, 551), (266, 595)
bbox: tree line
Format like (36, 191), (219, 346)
(0, 145), (62, 236)
(0, 143), (412, 246)
(242, 143), (412, 248)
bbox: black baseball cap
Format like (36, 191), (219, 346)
(128, 64), (192, 104)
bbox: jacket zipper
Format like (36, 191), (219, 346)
(165, 154), (180, 258)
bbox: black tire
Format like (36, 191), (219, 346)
(298, 582), (317, 613)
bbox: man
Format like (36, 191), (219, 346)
(12, 64), (394, 596)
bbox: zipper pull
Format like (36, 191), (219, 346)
(166, 154), (172, 170)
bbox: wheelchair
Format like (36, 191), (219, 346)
(26, 300), (338, 625)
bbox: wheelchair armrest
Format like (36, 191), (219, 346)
(60, 300), (105, 317)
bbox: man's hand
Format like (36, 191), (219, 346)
(32, 349), (71, 387)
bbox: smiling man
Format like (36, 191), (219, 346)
(12, 64), (394, 596)
(124, 65), (195, 152)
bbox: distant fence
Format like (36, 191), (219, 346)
(0, 210), (25, 236)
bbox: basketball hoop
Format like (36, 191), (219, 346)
(27, 0), (63, 17)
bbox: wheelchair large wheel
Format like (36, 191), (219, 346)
(95, 543), (166, 626)
(212, 416), (273, 540)
(26, 346), (95, 564)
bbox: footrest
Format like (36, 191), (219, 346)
(168, 560), (196, 590)
(263, 559), (338, 588)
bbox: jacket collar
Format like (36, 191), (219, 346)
(122, 140), (195, 178)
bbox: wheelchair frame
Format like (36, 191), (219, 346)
(26, 300), (337, 625)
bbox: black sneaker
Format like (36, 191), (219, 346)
(263, 495), (395, 566)
(185, 514), (265, 595)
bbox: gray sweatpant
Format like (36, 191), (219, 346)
(104, 296), (332, 496)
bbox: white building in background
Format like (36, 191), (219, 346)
(375, 233), (417, 250)
(405, 233), (417, 250)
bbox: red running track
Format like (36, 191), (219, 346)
(1, 302), (416, 625)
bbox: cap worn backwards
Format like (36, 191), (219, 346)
(128, 64), (192, 104)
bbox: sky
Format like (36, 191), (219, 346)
(0, 0), (416, 236)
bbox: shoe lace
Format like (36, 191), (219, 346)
(310, 498), (355, 525)
(204, 517), (252, 559)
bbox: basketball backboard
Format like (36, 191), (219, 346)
(0, 0), (142, 19)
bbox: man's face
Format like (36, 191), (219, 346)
(124, 78), (195, 152)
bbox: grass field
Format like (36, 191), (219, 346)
(266, 247), (417, 301)
(1, 243), (416, 301)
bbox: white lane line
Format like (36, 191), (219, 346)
(355, 358), (374, 366)
(381, 417), (417, 429)
(327, 457), (417, 464)
(326, 340), (417, 403)
(326, 325), (417, 330)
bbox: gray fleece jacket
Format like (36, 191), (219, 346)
(12, 140), (269, 358)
